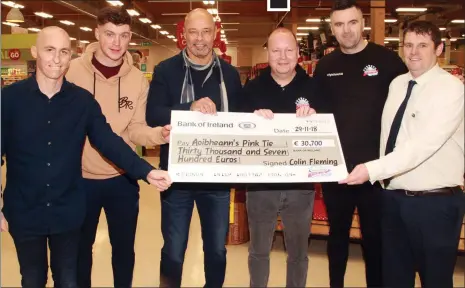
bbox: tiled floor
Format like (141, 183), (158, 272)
(1, 157), (464, 287)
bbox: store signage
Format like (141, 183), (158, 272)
(140, 42), (152, 47)
(8, 49), (21, 60)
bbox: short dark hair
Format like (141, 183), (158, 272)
(97, 6), (131, 26)
(403, 21), (442, 48)
(331, 0), (362, 15)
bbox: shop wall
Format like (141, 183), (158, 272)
(235, 46), (268, 67)
(450, 44), (465, 67)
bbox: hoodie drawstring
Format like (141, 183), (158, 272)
(93, 72), (121, 113)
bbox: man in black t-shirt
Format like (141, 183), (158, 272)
(312, 1), (408, 287)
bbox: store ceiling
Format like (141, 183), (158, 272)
(2, 0), (464, 48)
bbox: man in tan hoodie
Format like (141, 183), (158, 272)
(65, 7), (169, 288)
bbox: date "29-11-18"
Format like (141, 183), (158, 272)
(294, 126), (318, 133)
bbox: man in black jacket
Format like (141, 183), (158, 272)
(146, 8), (242, 288)
(0, 26), (171, 288)
(312, 1), (408, 287)
(241, 27), (317, 287)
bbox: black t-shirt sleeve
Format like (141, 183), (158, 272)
(311, 62), (330, 113)
(239, 81), (256, 113)
(389, 51), (409, 81)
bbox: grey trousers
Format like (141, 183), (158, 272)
(246, 189), (315, 287)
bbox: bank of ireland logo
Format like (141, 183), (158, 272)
(295, 97), (310, 109)
(363, 65), (379, 76)
(239, 122), (256, 129)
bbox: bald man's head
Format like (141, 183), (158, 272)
(267, 27), (298, 49)
(185, 8), (214, 28)
(31, 26), (72, 81)
(183, 8), (216, 64)
(267, 27), (299, 77)
(36, 26), (71, 48)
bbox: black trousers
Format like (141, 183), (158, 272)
(382, 188), (465, 288)
(321, 182), (383, 288)
(11, 229), (80, 288)
(77, 175), (139, 288)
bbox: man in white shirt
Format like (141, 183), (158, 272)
(340, 20), (464, 287)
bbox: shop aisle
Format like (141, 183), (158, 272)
(1, 157), (464, 287)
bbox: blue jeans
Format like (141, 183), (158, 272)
(10, 229), (80, 288)
(159, 189), (230, 288)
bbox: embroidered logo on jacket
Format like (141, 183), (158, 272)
(119, 97), (134, 110)
(363, 65), (379, 76)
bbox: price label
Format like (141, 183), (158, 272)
(292, 139), (335, 148)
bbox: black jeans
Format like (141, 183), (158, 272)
(321, 182), (383, 288)
(159, 189), (230, 288)
(11, 229), (80, 288)
(247, 189), (315, 287)
(77, 175), (139, 288)
(382, 188), (465, 288)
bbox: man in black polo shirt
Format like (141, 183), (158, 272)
(312, 0), (408, 287)
(241, 27), (317, 287)
(0, 26), (172, 288)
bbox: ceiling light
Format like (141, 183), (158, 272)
(6, 7), (24, 22)
(384, 41), (389, 43)
(395, 7), (427, 12)
(221, 23), (240, 25)
(221, 29), (225, 34)
(70, 37), (76, 40)
(296, 33), (308, 36)
(2, 1), (24, 9)
(139, 18), (152, 23)
(203, 1), (215, 4)
(60, 20), (75, 26)
(80, 40), (90, 44)
(207, 8), (218, 14)
(451, 19), (465, 24)
(151, 24), (161, 29)
(173, 38), (178, 42)
(80, 27), (92, 32)
(167, 35), (175, 39)
(221, 34), (226, 38)
(385, 37), (400, 41)
(364, 27), (371, 30)
(2, 21), (20, 27)
(28, 28), (41, 32)
(450, 38), (457, 41)
(34, 12), (53, 18)
(160, 30), (169, 35)
(384, 19), (397, 23)
(297, 26), (319, 30)
(129, 42), (137, 46)
(440, 27), (446, 31)
(296, 37), (302, 41)
(106, 1), (124, 6)
(306, 18), (330, 23)
(126, 9), (140, 17)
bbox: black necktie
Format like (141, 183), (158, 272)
(383, 80), (417, 187)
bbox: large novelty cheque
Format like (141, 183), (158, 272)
(168, 111), (348, 183)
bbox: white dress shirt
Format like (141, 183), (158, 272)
(365, 64), (464, 191)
